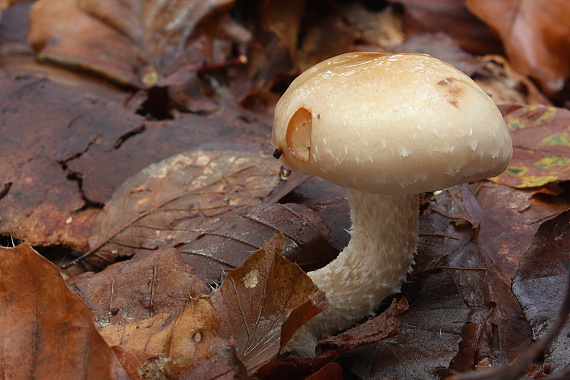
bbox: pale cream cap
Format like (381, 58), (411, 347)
(272, 52), (513, 194)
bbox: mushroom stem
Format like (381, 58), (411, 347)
(286, 189), (419, 357)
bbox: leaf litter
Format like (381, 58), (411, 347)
(75, 149), (338, 283)
(2, 0), (570, 379)
(97, 234), (328, 378)
(79, 150), (282, 268)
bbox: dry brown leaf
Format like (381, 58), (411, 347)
(100, 235), (327, 377)
(68, 248), (209, 327)
(393, 33), (550, 106)
(111, 346), (155, 380)
(142, 345), (247, 379)
(262, 0), (306, 66)
(100, 312), (176, 354)
(305, 362), (343, 380)
(473, 55), (551, 105)
(83, 150), (281, 268)
(0, 244), (127, 379)
(466, 0), (570, 97)
(315, 298), (409, 355)
(210, 234), (328, 374)
(28, 0), (246, 86)
(0, 76), (143, 252)
(344, 274), (469, 379)
(397, 0), (503, 55)
(1, 71), (277, 263)
(341, 2), (405, 49)
(0, 134), (99, 252)
(296, 14), (358, 72)
(410, 179), (568, 375)
(0, 1), (35, 56)
(0, 0), (20, 19)
(429, 186), (535, 362)
(177, 202), (339, 284)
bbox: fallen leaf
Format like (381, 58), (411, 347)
(277, 175), (351, 252)
(100, 312), (179, 355)
(393, 33), (550, 106)
(99, 235), (328, 377)
(397, 0), (503, 55)
(341, 2), (405, 49)
(416, 180), (570, 376)
(393, 32), (487, 77)
(494, 105), (570, 188)
(512, 210), (570, 372)
(0, 153), (98, 250)
(473, 55), (551, 106)
(177, 202), (339, 284)
(466, 0), (570, 97)
(256, 298), (408, 379)
(435, 186), (534, 362)
(209, 234), (328, 374)
(143, 346), (248, 380)
(110, 346), (154, 380)
(0, 244), (127, 379)
(316, 297), (409, 355)
(0, 75), (142, 251)
(262, 0), (306, 67)
(65, 107), (271, 206)
(296, 14), (357, 72)
(83, 150), (281, 268)
(448, 256), (570, 380)
(345, 273), (469, 379)
(28, 0), (245, 87)
(305, 362), (343, 380)
(68, 248), (209, 327)
(0, 1), (34, 56)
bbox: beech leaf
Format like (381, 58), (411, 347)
(83, 150), (281, 268)
(28, 0), (246, 86)
(178, 202), (339, 284)
(68, 248), (209, 327)
(99, 234), (328, 377)
(466, 0), (570, 96)
(0, 244), (127, 379)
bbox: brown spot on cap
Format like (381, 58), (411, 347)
(437, 77), (463, 108)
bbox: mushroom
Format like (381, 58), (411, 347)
(271, 52), (512, 357)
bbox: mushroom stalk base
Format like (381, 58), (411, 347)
(285, 189), (419, 357)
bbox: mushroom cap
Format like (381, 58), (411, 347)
(271, 52), (513, 194)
